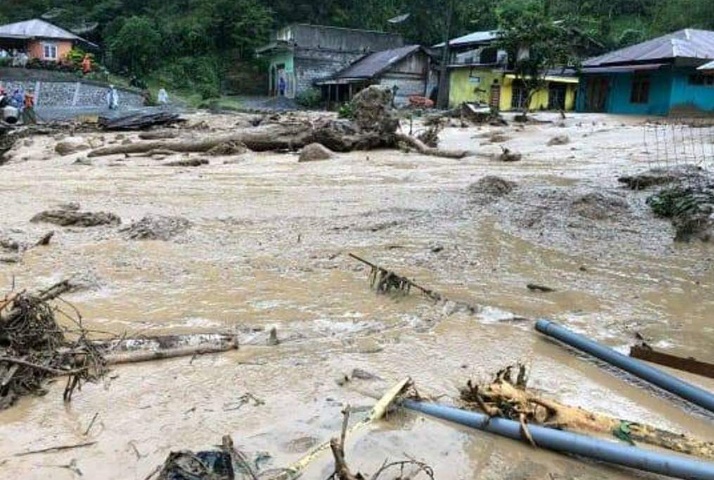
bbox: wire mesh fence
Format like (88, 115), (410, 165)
(642, 118), (714, 188)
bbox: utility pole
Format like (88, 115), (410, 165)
(436, 0), (455, 110)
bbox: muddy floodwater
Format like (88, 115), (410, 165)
(0, 112), (713, 479)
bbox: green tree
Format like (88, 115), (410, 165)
(497, 0), (581, 115)
(108, 16), (161, 76)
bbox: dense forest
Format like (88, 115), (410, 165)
(0, 0), (713, 96)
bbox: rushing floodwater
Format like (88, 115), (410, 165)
(0, 112), (712, 479)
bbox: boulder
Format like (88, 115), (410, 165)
(55, 137), (90, 156)
(547, 135), (570, 146)
(298, 143), (335, 162)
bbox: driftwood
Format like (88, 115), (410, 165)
(395, 133), (469, 159)
(630, 343), (714, 379)
(138, 130), (180, 140)
(89, 87), (470, 160)
(99, 111), (183, 131)
(88, 124), (312, 156)
(0, 280), (107, 409)
(105, 342), (238, 365)
(97, 332), (239, 365)
(274, 379), (412, 480)
(461, 365), (714, 460)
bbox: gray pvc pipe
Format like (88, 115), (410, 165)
(536, 319), (714, 414)
(403, 400), (714, 479)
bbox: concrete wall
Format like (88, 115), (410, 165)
(449, 67), (502, 107)
(380, 75), (427, 105)
(294, 50), (365, 97)
(0, 78), (144, 109)
(578, 70), (673, 115)
(290, 24), (403, 52)
(670, 69), (714, 112)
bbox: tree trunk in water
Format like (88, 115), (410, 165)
(466, 381), (714, 460)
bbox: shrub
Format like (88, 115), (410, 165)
(337, 102), (355, 119)
(295, 88), (322, 108)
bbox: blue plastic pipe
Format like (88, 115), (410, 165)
(536, 319), (714, 414)
(403, 400), (714, 479)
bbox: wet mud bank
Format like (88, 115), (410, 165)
(0, 111), (713, 479)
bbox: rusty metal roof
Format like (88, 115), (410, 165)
(584, 29), (714, 67)
(0, 19), (84, 41)
(327, 45), (422, 81)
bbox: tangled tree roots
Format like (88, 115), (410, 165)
(460, 363), (714, 459)
(0, 281), (107, 409)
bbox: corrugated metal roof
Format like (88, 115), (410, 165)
(329, 45), (422, 80)
(698, 59), (714, 70)
(584, 29), (714, 67)
(434, 30), (500, 48)
(0, 19), (83, 41)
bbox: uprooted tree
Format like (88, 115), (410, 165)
(86, 87), (470, 160)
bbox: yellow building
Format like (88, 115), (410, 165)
(448, 66), (579, 111)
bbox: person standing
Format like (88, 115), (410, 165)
(22, 90), (36, 124)
(278, 74), (286, 97)
(81, 54), (92, 75)
(157, 87), (169, 105)
(106, 85), (119, 110)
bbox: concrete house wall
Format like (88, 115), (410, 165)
(578, 67), (714, 115)
(377, 52), (429, 105)
(263, 24), (403, 99)
(27, 39), (73, 61)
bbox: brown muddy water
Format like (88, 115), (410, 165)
(0, 112), (713, 479)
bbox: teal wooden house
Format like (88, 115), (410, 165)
(577, 29), (714, 115)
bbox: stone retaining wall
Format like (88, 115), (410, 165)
(0, 79), (144, 109)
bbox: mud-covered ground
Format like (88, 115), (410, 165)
(0, 111), (713, 479)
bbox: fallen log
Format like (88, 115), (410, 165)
(105, 342), (238, 365)
(460, 366), (714, 460)
(88, 124), (312, 157)
(395, 133), (470, 159)
(99, 111), (183, 131)
(100, 333), (239, 365)
(630, 344), (714, 379)
(138, 130), (180, 140)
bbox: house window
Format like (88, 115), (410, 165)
(42, 43), (58, 60)
(689, 74), (714, 86)
(630, 75), (650, 104)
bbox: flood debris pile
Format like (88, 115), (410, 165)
(0, 281), (107, 409)
(467, 176), (517, 204)
(31, 203), (121, 227)
(620, 165), (714, 241)
(148, 435), (279, 480)
(121, 215), (192, 241)
(83, 86), (470, 161)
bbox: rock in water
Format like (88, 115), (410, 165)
(121, 215), (192, 240)
(30, 209), (121, 227)
(547, 135), (570, 146)
(618, 165), (705, 190)
(298, 143), (335, 162)
(55, 137), (91, 156)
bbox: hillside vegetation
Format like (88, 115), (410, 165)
(1, 0), (712, 97)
